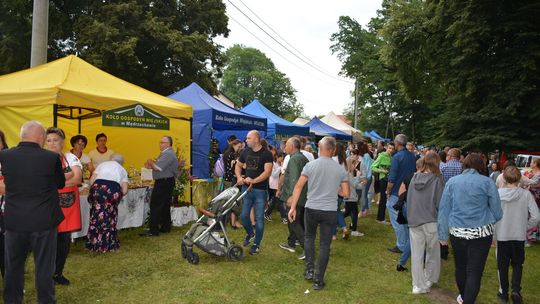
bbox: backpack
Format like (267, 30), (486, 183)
(213, 154), (225, 177)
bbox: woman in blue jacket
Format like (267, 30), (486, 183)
(438, 153), (503, 304)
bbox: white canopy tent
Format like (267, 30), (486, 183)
(292, 117), (309, 126)
(292, 117), (310, 126)
(320, 111), (362, 135)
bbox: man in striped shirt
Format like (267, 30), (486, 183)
(440, 148), (462, 183)
(438, 147), (462, 259)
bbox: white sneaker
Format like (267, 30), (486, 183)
(426, 281), (435, 288)
(412, 286), (429, 294)
(456, 294), (463, 304)
(351, 231), (365, 237)
(376, 220), (390, 225)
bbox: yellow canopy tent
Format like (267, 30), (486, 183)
(0, 55), (193, 200)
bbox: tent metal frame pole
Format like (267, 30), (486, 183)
(53, 104), (58, 127)
(354, 78), (359, 130)
(189, 117), (193, 205)
(78, 108), (82, 134)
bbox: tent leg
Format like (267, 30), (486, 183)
(53, 104), (58, 127)
(190, 117), (193, 205)
(78, 108), (82, 134)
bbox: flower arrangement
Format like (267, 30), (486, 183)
(208, 134), (220, 176)
(172, 142), (194, 206)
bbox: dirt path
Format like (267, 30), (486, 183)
(429, 287), (458, 303)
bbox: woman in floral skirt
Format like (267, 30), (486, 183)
(87, 153), (128, 252)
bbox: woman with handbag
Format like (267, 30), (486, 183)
(45, 127), (82, 286)
(406, 153), (444, 294)
(393, 159), (424, 272)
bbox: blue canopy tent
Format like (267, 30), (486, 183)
(363, 131), (378, 141)
(241, 99), (310, 147)
(363, 130), (390, 142)
(168, 83), (267, 179)
(304, 117), (352, 140)
(369, 130), (390, 142)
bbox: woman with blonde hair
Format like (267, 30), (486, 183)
(407, 152), (445, 294)
(45, 127), (82, 285)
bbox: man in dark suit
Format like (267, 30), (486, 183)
(0, 121), (65, 304)
(141, 135), (179, 236)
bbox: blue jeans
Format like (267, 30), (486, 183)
(387, 195), (409, 251)
(362, 177), (372, 211)
(399, 234), (411, 266)
(398, 203), (410, 266)
(240, 187), (267, 247)
(333, 197), (346, 235)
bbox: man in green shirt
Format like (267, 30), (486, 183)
(371, 142), (395, 223)
(278, 137), (309, 259)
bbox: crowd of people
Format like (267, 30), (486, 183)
(213, 130), (540, 303)
(1, 121), (540, 303)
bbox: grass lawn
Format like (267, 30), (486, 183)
(4, 211), (540, 304)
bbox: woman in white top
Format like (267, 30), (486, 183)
(69, 135), (94, 178)
(264, 150), (287, 222)
(45, 127), (83, 285)
(87, 154), (128, 252)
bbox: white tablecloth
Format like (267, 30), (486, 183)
(72, 187), (198, 239)
(171, 205), (199, 226)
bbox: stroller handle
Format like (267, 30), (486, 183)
(235, 181), (254, 192)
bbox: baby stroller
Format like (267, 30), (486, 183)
(181, 185), (250, 264)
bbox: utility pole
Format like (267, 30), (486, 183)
(30, 0), (49, 67)
(353, 78), (359, 130)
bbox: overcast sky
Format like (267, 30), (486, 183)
(215, 0), (382, 118)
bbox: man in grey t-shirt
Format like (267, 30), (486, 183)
(288, 136), (349, 291)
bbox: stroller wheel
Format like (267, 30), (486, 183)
(181, 243), (187, 259)
(227, 245), (244, 261)
(186, 251), (196, 264)
(190, 252), (200, 265)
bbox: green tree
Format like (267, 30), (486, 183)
(331, 15), (415, 141)
(378, 0), (443, 143)
(220, 44), (303, 121)
(0, 0), (36, 74)
(0, 0), (229, 95)
(423, 0), (540, 151)
(333, 0), (540, 151)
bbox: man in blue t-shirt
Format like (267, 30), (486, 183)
(235, 130), (273, 255)
(386, 134), (417, 255)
